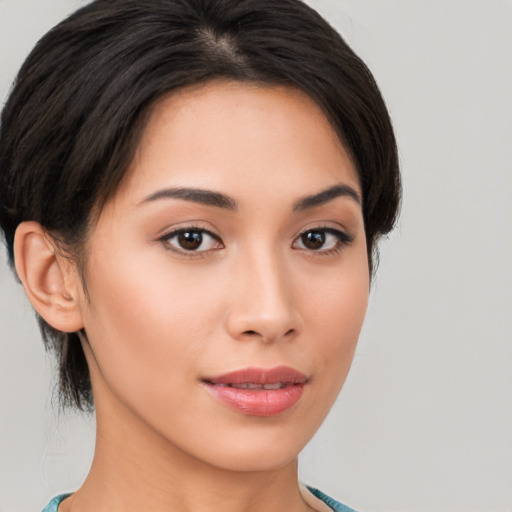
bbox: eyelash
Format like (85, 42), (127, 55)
(157, 225), (354, 258)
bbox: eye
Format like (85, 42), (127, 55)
(293, 227), (353, 254)
(158, 227), (223, 254)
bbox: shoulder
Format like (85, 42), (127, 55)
(41, 494), (71, 512)
(306, 486), (359, 512)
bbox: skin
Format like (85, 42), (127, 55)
(15, 81), (369, 512)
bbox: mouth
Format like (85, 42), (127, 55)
(209, 382), (294, 390)
(202, 366), (307, 417)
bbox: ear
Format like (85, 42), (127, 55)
(13, 221), (84, 333)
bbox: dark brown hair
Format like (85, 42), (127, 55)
(0, 0), (400, 409)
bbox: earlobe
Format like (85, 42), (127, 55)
(13, 221), (84, 333)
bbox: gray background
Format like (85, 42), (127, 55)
(1, 1), (511, 511)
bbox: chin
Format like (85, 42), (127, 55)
(201, 444), (302, 473)
(171, 419), (317, 474)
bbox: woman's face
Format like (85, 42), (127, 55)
(76, 81), (369, 471)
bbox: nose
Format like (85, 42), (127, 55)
(225, 248), (303, 344)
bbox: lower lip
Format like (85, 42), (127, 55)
(204, 383), (305, 417)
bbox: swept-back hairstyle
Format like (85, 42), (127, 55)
(0, 0), (400, 409)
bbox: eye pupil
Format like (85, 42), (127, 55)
(302, 231), (325, 250)
(178, 231), (202, 250)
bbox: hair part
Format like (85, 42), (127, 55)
(0, 0), (400, 410)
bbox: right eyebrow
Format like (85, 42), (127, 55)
(140, 187), (238, 210)
(293, 184), (361, 211)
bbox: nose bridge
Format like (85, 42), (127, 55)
(227, 241), (300, 342)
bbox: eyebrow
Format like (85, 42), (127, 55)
(141, 183), (360, 211)
(141, 187), (238, 210)
(293, 184), (361, 211)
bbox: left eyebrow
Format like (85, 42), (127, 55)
(140, 187), (238, 210)
(293, 184), (361, 211)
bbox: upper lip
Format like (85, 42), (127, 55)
(203, 366), (308, 385)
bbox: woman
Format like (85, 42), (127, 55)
(0, 0), (400, 510)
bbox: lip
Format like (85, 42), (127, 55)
(202, 366), (307, 417)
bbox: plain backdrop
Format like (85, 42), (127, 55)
(0, 1), (511, 511)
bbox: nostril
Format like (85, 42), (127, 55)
(241, 328), (295, 339)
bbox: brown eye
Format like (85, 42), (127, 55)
(178, 231), (203, 250)
(301, 230), (325, 250)
(293, 227), (353, 254)
(159, 228), (223, 253)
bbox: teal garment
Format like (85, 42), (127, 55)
(41, 488), (357, 512)
(41, 494), (71, 512)
(307, 486), (357, 512)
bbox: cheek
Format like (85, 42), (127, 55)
(315, 283), (367, 363)
(79, 252), (222, 404)
(301, 250), (369, 384)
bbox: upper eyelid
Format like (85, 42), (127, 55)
(315, 226), (353, 239)
(157, 224), (220, 240)
(164, 227), (219, 237)
(295, 225), (353, 241)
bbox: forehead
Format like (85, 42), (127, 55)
(118, 80), (359, 205)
